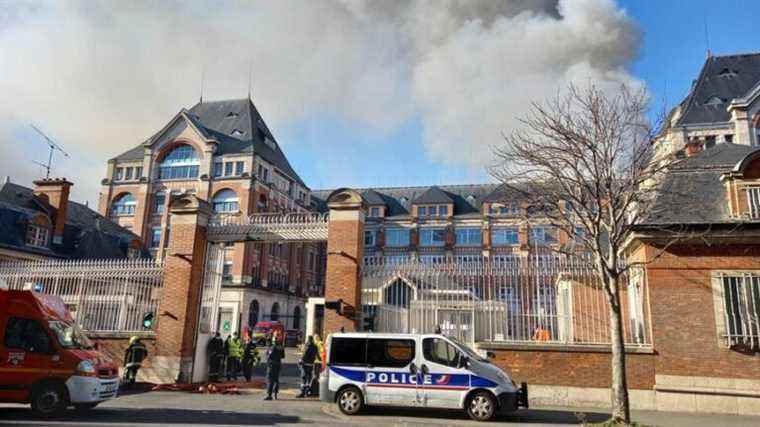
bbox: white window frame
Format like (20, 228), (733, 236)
(455, 227), (481, 246)
(212, 189), (240, 214)
(712, 271), (760, 348)
(385, 228), (410, 247)
(364, 230), (376, 247)
(26, 225), (49, 248)
(492, 227), (519, 246)
(149, 227), (162, 248)
(419, 228), (446, 247)
(746, 187), (760, 219)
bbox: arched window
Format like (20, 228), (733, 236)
(158, 144), (199, 180)
(384, 279), (414, 308)
(270, 302), (280, 321)
(248, 300), (259, 328)
(293, 306), (301, 330)
(111, 193), (136, 216)
(212, 189), (239, 213)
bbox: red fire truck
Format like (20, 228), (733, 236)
(0, 289), (119, 415)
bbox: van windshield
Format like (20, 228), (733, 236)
(48, 321), (94, 350)
(448, 337), (488, 363)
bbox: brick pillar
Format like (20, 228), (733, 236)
(153, 194), (212, 383)
(323, 189), (365, 335)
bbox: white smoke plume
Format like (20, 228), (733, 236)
(0, 0), (641, 204)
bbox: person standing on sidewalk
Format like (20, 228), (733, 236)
(207, 332), (224, 382)
(242, 335), (259, 382)
(263, 331), (284, 400)
(226, 332), (243, 381)
(296, 336), (318, 398)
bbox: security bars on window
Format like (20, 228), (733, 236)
(0, 258), (164, 334)
(747, 187), (760, 219)
(720, 273), (760, 349)
(361, 255), (650, 347)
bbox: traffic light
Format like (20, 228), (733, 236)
(142, 312), (155, 329)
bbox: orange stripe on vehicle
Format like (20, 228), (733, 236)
(0, 367), (74, 375)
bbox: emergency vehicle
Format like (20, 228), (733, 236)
(0, 289), (119, 415)
(319, 332), (528, 421)
(251, 321), (285, 345)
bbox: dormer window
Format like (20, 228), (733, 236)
(231, 129), (244, 136)
(369, 206), (381, 218)
(466, 195), (476, 203)
(399, 197), (409, 207)
(26, 225), (49, 248)
(704, 96), (725, 106)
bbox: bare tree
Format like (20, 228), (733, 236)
(491, 84), (682, 424)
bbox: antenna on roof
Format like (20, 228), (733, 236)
(200, 68), (205, 103)
(29, 124), (69, 179)
(703, 15), (711, 58)
(248, 60), (253, 100)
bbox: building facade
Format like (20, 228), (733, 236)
(99, 99), (324, 334)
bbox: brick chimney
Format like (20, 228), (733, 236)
(33, 178), (73, 245)
(685, 138), (704, 157)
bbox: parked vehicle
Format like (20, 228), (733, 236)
(0, 289), (119, 416)
(251, 321), (285, 345)
(319, 332), (528, 422)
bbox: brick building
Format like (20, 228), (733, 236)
(0, 178), (142, 262)
(99, 98), (324, 335)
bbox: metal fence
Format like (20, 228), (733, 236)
(0, 258), (164, 334)
(361, 255), (650, 347)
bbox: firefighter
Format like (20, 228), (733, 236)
(226, 332), (243, 381)
(123, 336), (148, 386)
(207, 332), (224, 382)
(242, 335), (260, 382)
(296, 336), (319, 398)
(263, 331), (284, 400)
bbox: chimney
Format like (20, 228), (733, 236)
(33, 178), (73, 245)
(685, 138), (704, 157)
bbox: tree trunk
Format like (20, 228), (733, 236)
(608, 275), (631, 424)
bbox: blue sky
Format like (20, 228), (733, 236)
(1, 1), (759, 205)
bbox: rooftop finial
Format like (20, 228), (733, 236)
(703, 15), (711, 59)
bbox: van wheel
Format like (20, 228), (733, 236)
(74, 403), (99, 412)
(467, 391), (496, 421)
(31, 383), (68, 417)
(336, 386), (363, 415)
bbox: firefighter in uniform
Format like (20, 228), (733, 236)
(123, 336), (148, 386)
(296, 336), (319, 398)
(207, 332), (224, 382)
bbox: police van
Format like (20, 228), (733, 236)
(319, 332), (528, 421)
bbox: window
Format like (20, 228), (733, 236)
(530, 226), (557, 245)
(124, 167), (133, 180)
(329, 337), (367, 366)
(492, 227), (519, 246)
(26, 225), (49, 248)
(224, 162), (233, 177)
(270, 302), (280, 321)
(423, 338), (461, 368)
(235, 161), (245, 176)
(364, 230), (376, 247)
(455, 227), (481, 246)
(418, 206), (426, 217)
(439, 205), (448, 216)
(428, 206), (437, 216)
(628, 271), (646, 344)
(719, 274), (760, 348)
(114, 167), (124, 181)
(248, 300), (259, 327)
(149, 227), (162, 248)
(367, 338), (415, 368)
(135, 167), (142, 180)
(213, 162), (223, 178)
(212, 189), (239, 213)
(725, 134), (734, 143)
(419, 228), (445, 246)
(4, 317), (53, 354)
(153, 192), (166, 214)
(111, 193), (136, 216)
(222, 260), (233, 282)
(158, 144), (200, 180)
(369, 207), (380, 218)
(747, 188), (760, 219)
(385, 228), (410, 247)
(705, 135), (717, 149)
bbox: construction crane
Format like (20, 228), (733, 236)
(30, 124), (69, 179)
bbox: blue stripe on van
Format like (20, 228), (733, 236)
(330, 366), (366, 382)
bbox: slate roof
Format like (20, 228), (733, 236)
(642, 143), (760, 226)
(412, 186), (454, 205)
(361, 189), (385, 205)
(312, 184), (498, 217)
(112, 98), (306, 187)
(0, 181), (145, 259)
(675, 53), (760, 126)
